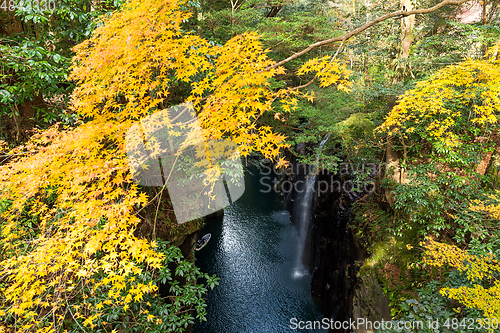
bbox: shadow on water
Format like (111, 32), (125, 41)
(193, 167), (325, 333)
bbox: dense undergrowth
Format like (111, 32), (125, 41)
(1, 0), (500, 331)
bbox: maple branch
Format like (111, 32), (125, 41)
(269, 0), (472, 69)
(0, 151), (37, 164)
(66, 303), (88, 333)
(153, 152), (181, 238)
(290, 39), (346, 92)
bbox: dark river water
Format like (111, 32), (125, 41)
(194, 168), (325, 333)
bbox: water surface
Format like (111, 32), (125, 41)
(194, 169), (324, 332)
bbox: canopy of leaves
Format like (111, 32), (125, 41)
(0, 0), (354, 331)
(0, 0), (122, 141)
(368, 41), (500, 326)
(425, 239), (500, 328)
(376, 55), (500, 147)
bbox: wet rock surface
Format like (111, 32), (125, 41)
(285, 160), (389, 332)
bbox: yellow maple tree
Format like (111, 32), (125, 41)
(376, 44), (500, 147)
(424, 239), (500, 330)
(378, 41), (500, 330)
(0, 0), (353, 331)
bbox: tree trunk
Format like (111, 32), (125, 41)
(483, 0), (488, 24)
(384, 139), (401, 207)
(400, 0), (415, 59)
(1, 10), (47, 142)
(266, 5), (283, 17)
(392, 0), (415, 83)
(0, 6), (23, 35)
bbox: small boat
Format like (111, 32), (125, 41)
(195, 233), (211, 251)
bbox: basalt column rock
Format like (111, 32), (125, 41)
(310, 171), (358, 332)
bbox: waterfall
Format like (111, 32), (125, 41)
(292, 134), (331, 278)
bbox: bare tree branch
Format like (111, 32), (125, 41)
(269, 0), (473, 69)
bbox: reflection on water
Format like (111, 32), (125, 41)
(194, 168), (325, 333)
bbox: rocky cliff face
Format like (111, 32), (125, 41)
(352, 274), (391, 333)
(309, 171), (357, 331)
(285, 160), (391, 332)
(311, 172), (391, 332)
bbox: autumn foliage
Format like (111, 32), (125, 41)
(424, 239), (500, 329)
(0, 0), (353, 331)
(376, 41), (500, 327)
(376, 54), (500, 147)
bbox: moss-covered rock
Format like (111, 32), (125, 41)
(335, 113), (375, 143)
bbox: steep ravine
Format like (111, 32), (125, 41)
(284, 154), (391, 332)
(188, 155), (390, 332)
(285, 164), (354, 332)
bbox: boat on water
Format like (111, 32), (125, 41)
(195, 233), (211, 251)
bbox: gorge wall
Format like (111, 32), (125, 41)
(283, 152), (391, 332)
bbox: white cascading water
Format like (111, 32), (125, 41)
(293, 134), (331, 279)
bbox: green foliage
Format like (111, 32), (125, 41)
(0, 38), (74, 122)
(260, 85), (372, 174)
(196, 0), (343, 73)
(409, 18), (500, 79)
(377, 54), (500, 253)
(281, 86), (363, 144)
(336, 112), (375, 143)
(0, 199), (11, 216)
(0, 0), (121, 140)
(369, 45), (500, 326)
(391, 160), (488, 241)
(384, 277), (489, 333)
(61, 239), (219, 333)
